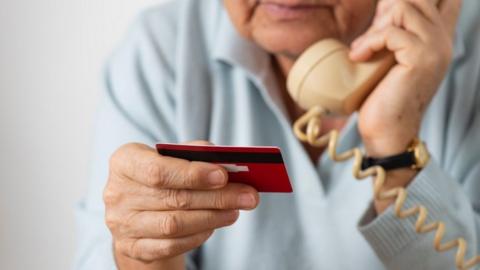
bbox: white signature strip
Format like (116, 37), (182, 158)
(218, 164), (249, 173)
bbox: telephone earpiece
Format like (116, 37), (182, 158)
(287, 39), (395, 115)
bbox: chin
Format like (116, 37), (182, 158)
(252, 25), (339, 59)
(249, 4), (342, 58)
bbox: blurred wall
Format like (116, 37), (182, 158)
(0, 0), (166, 269)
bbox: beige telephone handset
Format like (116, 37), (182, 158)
(286, 5), (479, 270)
(288, 39), (394, 116)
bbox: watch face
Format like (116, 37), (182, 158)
(414, 142), (430, 168)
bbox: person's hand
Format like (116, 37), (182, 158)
(349, 0), (461, 213)
(350, 0), (461, 156)
(104, 141), (259, 269)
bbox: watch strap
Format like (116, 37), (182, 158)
(361, 151), (416, 171)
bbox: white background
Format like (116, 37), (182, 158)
(0, 0), (166, 269)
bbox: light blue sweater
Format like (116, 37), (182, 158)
(74, 1), (480, 269)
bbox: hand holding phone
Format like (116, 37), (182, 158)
(288, 0), (461, 156)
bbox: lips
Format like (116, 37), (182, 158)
(258, 0), (335, 8)
(258, 0), (331, 20)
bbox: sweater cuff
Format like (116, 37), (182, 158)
(358, 159), (449, 262)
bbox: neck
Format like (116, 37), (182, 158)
(274, 54), (296, 78)
(271, 55), (304, 122)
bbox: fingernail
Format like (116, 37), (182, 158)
(208, 170), (226, 186)
(352, 36), (364, 48)
(237, 193), (256, 209)
(349, 43), (364, 57)
(349, 50), (359, 60)
(351, 39), (360, 49)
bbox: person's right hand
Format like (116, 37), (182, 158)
(104, 141), (260, 268)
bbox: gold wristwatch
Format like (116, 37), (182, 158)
(361, 138), (430, 171)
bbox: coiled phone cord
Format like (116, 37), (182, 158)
(293, 106), (480, 270)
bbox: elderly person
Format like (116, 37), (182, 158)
(75, 0), (480, 269)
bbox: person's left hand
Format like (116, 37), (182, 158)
(349, 0), (462, 157)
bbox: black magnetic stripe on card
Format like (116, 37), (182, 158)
(158, 149), (284, 163)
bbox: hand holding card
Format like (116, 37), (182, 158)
(107, 142), (262, 266)
(156, 144), (293, 193)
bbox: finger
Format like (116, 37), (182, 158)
(128, 183), (260, 211)
(350, 26), (422, 63)
(370, 0), (397, 33)
(110, 143), (228, 190)
(376, 0), (396, 17)
(372, 0), (437, 42)
(117, 230), (214, 262)
(368, 0), (436, 33)
(439, 0), (462, 37)
(138, 156), (228, 189)
(353, 0), (430, 49)
(122, 210), (239, 239)
(407, 0), (440, 22)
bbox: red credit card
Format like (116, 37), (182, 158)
(156, 144), (293, 193)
